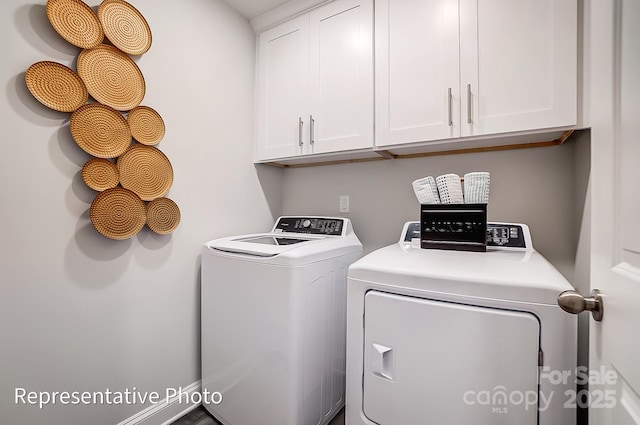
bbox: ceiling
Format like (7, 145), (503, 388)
(223, 0), (292, 20)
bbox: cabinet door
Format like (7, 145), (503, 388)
(308, 0), (374, 154)
(256, 15), (309, 161)
(459, 0), (577, 137)
(375, 0), (461, 147)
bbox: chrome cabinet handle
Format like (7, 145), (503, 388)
(466, 84), (472, 124)
(557, 289), (604, 321)
(298, 117), (304, 146)
(447, 88), (453, 126)
(310, 114), (315, 144)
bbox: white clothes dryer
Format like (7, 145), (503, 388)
(202, 217), (362, 425)
(346, 222), (577, 425)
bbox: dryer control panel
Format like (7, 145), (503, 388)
(486, 224), (526, 248)
(273, 217), (344, 236)
(402, 222), (530, 250)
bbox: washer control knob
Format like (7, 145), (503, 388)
(302, 219), (311, 228)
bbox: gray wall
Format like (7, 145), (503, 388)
(282, 131), (591, 283)
(0, 1), (281, 424)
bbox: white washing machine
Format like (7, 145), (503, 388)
(346, 221), (577, 425)
(202, 216), (362, 425)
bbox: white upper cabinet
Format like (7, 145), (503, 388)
(459, 0), (577, 137)
(376, 0), (577, 148)
(308, 0), (374, 155)
(376, 0), (461, 145)
(256, 0), (374, 162)
(256, 15), (309, 160)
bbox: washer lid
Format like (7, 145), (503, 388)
(206, 233), (320, 257)
(205, 232), (362, 265)
(348, 243), (572, 305)
(236, 235), (312, 246)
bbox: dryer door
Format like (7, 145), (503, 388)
(363, 291), (540, 425)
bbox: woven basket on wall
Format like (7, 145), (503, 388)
(128, 106), (165, 145)
(98, 0), (152, 55)
(70, 102), (132, 158)
(46, 0), (104, 49)
(77, 44), (145, 111)
(25, 61), (88, 112)
(89, 187), (146, 240)
(146, 197), (180, 234)
(82, 158), (120, 191)
(117, 144), (173, 201)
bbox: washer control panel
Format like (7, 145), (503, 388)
(273, 217), (344, 236)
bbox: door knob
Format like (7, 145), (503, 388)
(557, 289), (603, 321)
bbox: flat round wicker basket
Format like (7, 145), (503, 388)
(117, 144), (173, 201)
(128, 106), (165, 145)
(46, 0), (104, 49)
(70, 103), (131, 158)
(98, 0), (152, 55)
(146, 197), (180, 235)
(90, 187), (146, 240)
(82, 158), (119, 191)
(25, 61), (88, 112)
(77, 44), (145, 111)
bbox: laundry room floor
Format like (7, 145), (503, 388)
(170, 406), (345, 425)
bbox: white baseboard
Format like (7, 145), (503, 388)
(115, 381), (201, 425)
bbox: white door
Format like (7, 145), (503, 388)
(375, 0), (460, 146)
(459, 0), (576, 137)
(256, 15), (309, 161)
(588, 0), (640, 423)
(308, 0), (373, 154)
